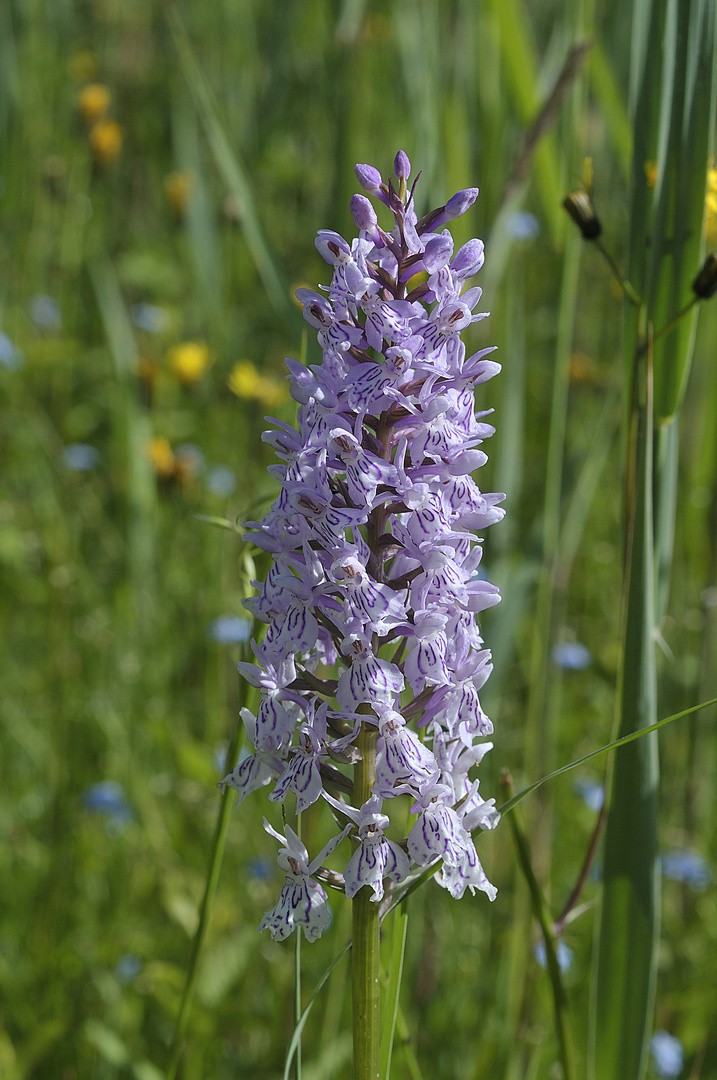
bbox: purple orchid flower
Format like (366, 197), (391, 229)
(222, 153), (504, 939)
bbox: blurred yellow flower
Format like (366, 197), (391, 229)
(89, 119), (123, 165)
(228, 360), (287, 407)
(228, 360), (261, 397)
(78, 83), (111, 122)
(644, 160), (657, 189)
(147, 437), (175, 478)
(705, 165), (717, 245)
(164, 171), (194, 217)
(166, 341), (211, 385)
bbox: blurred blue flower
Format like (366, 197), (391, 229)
(131, 302), (171, 334)
(208, 614), (252, 645)
(0, 330), (24, 370)
(533, 939), (573, 973)
(115, 953), (142, 983)
(552, 641), (592, 670)
(30, 294), (62, 332)
(248, 856), (274, 881)
(662, 849), (712, 892)
(506, 211), (540, 240)
(206, 464), (237, 497)
(650, 1031), (684, 1079)
(83, 781), (133, 830)
(574, 777), (605, 812)
(62, 443), (100, 471)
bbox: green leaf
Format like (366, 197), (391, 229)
(591, 358), (658, 1080)
(498, 695), (716, 816)
(283, 943), (352, 1080)
(380, 899), (409, 1080)
(649, 0), (717, 420)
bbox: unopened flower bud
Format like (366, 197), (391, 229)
(417, 188), (479, 234)
(394, 150), (411, 181)
(355, 163), (389, 206)
(692, 252), (717, 300)
(444, 188), (479, 220)
(562, 190), (602, 240)
(350, 193), (379, 234)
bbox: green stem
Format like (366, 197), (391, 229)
(595, 240), (642, 306)
(501, 773), (577, 1080)
(554, 799), (606, 936)
(636, 295), (698, 356)
(165, 706), (246, 1080)
(352, 719), (380, 1080)
(294, 812), (302, 1080)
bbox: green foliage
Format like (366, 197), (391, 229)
(0, 1), (716, 1078)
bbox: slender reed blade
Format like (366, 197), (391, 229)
(165, 3), (296, 330)
(591, 354), (659, 1080)
(649, 0), (716, 422)
(394, 0), (442, 204)
(379, 899), (409, 1080)
(171, 96), (224, 329)
(88, 254), (156, 619)
(165, 640), (256, 1080)
(588, 43), (632, 181)
(283, 944), (353, 1080)
(653, 416), (680, 622)
(504, 782), (576, 1080)
(483, 0), (564, 241)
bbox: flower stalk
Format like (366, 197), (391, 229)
(219, 151), (503, 1070)
(352, 720), (380, 1080)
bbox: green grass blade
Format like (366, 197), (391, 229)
(625, 0), (667, 308)
(394, 1003), (425, 1080)
(505, 789), (576, 1080)
(499, 696), (717, 816)
(165, 3), (296, 330)
(588, 43), (632, 182)
(88, 254), (156, 612)
(283, 943), (353, 1080)
(483, 0), (564, 241)
(379, 899), (409, 1080)
(171, 95), (224, 328)
(653, 416), (680, 622)
(393, 0), (443, 205)
(591, 357), (658, 1080)
(165, 647), (253, 1080)
(649, 0), (716, 420)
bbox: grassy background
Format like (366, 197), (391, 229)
(1, 1), (716, 1078)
